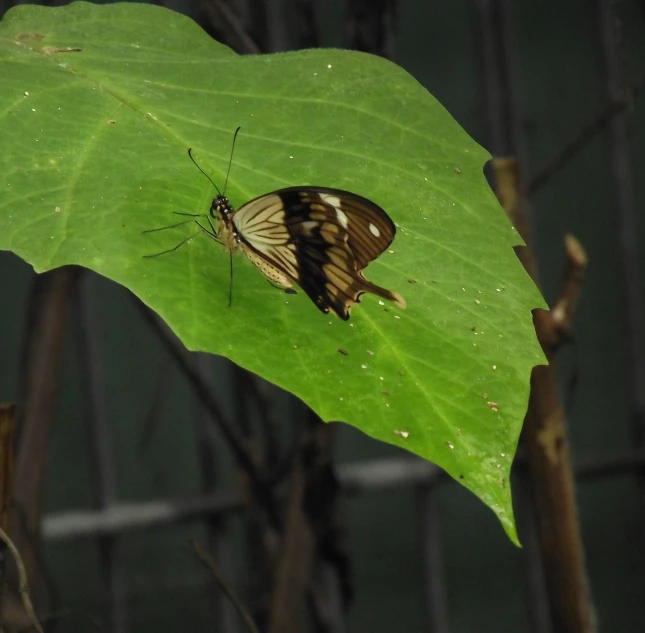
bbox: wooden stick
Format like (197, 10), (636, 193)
(493, 157), (595, 633)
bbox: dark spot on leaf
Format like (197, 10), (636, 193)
(459, 474), (465, 479)
(284, 288), (297, 295)
(14, 32), (46, 42)
(381, 391), (389, 396)
(107, 120), (117, 125)
(337, 348), (348, 356)
(407, 279), (416, 284)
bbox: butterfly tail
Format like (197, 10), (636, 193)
(357, 277), (407, 311)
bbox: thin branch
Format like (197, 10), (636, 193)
(190, 539), (260, 633)
(268, 411), (345, 633)
(132, 296), (282, 530)
(493, 156), (595, 633)
(550, 235), (588, 341)
(12, 265), (82, 598)
(0, 403), (15, 621)
(527, 76), (642, 196)
(0, 526), (43, 633)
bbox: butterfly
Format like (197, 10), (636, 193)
(146, 129), (406, 320)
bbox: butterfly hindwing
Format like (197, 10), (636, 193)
(231, 187), (405, 320)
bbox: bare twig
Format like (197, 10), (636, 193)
(527, 76), (642, 196)
(268, 427), (315, 633)
(0, 403), (15, 618)
(550, 235), (588, 341)
(0, 405), (14, 532)
(496, 159), (589, 349)
(132, 296), (282, 529)
(493, 157), (595, 633)
(12, 266), (82, 599)
(0, 526), (43, 633)
(191, 539), (260, 633)
(268, 411), (344, 633)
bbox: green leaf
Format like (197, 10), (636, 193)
(0, 1), (546, 543)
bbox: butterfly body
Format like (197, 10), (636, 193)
(208, 187), (406, 320)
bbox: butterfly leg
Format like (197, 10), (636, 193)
(142, 229), (203, 258)
(229, 251), (234, 307)
(142, 218), (197, 234)
(195, 220), (223, 245)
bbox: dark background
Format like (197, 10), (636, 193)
(0, 1), (644, 632)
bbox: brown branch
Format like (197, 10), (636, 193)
(0, 404), (14, 534)
(493, 157), (595, 633)
(0, 519), (43, 633)
(191, 539), (260, 633)
(0, 403), (15, 621)
(11, 266), (82, 606)
(132, 296), (283, 530)
(267, 417), (317, 633)
(550, 235), (588, 342)
(268, 412), (342, 633)
(496, 158), (588, 349)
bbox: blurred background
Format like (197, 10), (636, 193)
(0, 0), (644, 632)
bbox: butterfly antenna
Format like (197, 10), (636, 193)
(188, 148), (223, 196)
(223, 126), (241, 195)
(228, 251), (234, 308)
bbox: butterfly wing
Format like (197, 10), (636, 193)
(299, 187), (398, 271)
(232, 187), (405, 320)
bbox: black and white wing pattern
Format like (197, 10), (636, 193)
(225, 186), (406, 320)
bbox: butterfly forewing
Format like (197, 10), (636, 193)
(230, 187), (405, 320)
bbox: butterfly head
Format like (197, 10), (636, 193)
(211, 195), (234, 221)
(211, 195), (238, 246)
